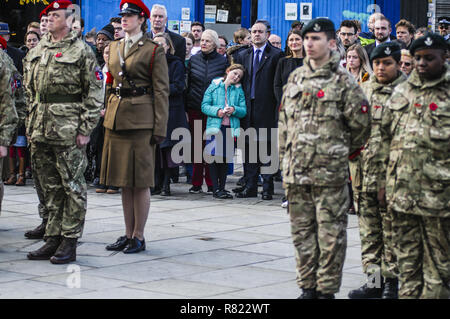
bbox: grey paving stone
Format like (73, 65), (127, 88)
(163, 249), (278, 269)
(0, 270), (34, 283)
(228, 241), (296, 258)
(180, 266), (294, 290)
(128, 279), (239, 298)
(172, 220), (247, 233)
(0, 279), (91, 298)
(201, 230), (285, 244)
(82, 260), (214, 283)
(241, 223), (292, 237)
(250, 257), (296, 272)
(68, 287), (182, 299)
(0, 260), (92, 277)
(34, 273), (131, 290)
(207, 280), (298, 299)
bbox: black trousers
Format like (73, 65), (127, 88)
(209, 161), (228, 193)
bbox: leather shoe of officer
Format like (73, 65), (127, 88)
(262, 191), (273, 200)
(50, 237), (77, 264)
(24, 219), (48, 239)
(27, 236), (61, 260)
(317, 292), (335, 299)
(235, 188), (257, 198)
(123, 237), (146, 254)
(106, 235), (130, 251)
(381, 278), (398, 299)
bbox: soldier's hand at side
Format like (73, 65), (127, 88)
(76, 134), (90, 148)
(150, 135), (165, 145)
(0, 146), (7, 158)
(100, 109), (106, 117)
(377, 187), (387, 208)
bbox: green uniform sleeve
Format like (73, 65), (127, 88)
(0, 57), (19, 146)
(78, 47), (103, 137)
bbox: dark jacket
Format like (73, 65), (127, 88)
(186, 50), (229, 111)
(274, 56), (303, 105)
(6, 45), (25, 74)
(226, 44), (251, 65)
(365, 39), (405, 59)
(234, 43), (284, 134)
(161, 53), (189, 149)
(147, 29), (186, 62)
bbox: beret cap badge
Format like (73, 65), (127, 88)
(122, 3), (128, 9)
(425, 37), (433, 46)
(313, 24), (321, 32)
(53, 2), (59, 8)
(384, 47), (391, 55)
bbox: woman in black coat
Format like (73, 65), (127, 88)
(274, 29), (304, 105)
(152, 33), (189, 196)
(185, 29), (229, 194)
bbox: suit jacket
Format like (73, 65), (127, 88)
(364, 39), (405, 59)
(6, 46), (25, 74)
(235, 43), (284, 134)
(147, 29), (186, 62)
(104, 36), (169, 137)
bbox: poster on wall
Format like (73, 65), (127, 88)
(168, 20), (180, 34)
(180, 20), (191, 33)
(285, 3), (297, 21)
(181, 8), (190, 20)
(217, 9), (229, 23)
(300, 2), (312, 21)
(205, 5), (217, 24)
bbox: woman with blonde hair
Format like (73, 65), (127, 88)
(400, 49), (414, 77)
(346, 44), (372, 84)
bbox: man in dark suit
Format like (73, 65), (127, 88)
(364, 16), (394, 58)
(148, 4), (186, 62)
(0, 22), (25, 74)
(234, 20), (284, 200)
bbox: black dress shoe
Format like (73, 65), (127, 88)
(317, 292), (335, 299)
(262, 191), (273, 200)
(235, 188), (257, 198)
(150, 187), (162, 195)
(348, 283), (383, 299)
(123, 237), (146, 254)
(106, 235), (130, 251)
(382, 278), (398, 299)
(24, 219), (48, 239)
(297, 288), (317, 299)
(213, 190), (233, 199)
(232, 186), (246, 193)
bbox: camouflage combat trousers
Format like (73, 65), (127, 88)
(392, 210), (450, 299)
(358, 192), (397, 279)
(30, 142), (87, 239)
(287, 184), (349, 294)
(32, 161), (49, 220)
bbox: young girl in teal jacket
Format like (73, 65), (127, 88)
(201, 64), (247, 199)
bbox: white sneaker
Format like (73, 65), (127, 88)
(281, 200), (288, 209)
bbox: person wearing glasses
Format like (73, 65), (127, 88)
(437, 17), (450, 41)
(339, 20), (359, 51)
(399, 49), (414, 77)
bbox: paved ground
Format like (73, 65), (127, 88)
(0, 170), (365, 299)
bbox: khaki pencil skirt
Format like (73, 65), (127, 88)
(100, 128), (155, 188)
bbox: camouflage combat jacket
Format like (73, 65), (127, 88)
(3, 53), (27, 130)
(380, 66), (450, 218)
(279, 51), (371, 187)
(23, 31), (102, 146)
(0, 50), (19, 146)
(360, 72), (406, 193)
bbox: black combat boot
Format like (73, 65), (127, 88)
(317, 291), (335, 299)
(27, 236), (61, 260)
(382, 278), (398, 299)
(50, 237), (77, 264)
(297, 288), (317, 299)
(348, 283), (383, 299)
(24, 219), (48, 239)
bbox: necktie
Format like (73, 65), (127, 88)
(251, 49), (261, 99)
(124, 39), (133, 56)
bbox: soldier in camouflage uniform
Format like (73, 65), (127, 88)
(348, 42), (406, 299)
(0, 50), (19, 213)
(279, 18), (371, 299)
(380, 34), (449, 299)
(24, 0), (102, 264)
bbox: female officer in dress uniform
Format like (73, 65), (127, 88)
(101, 0), (169, 254)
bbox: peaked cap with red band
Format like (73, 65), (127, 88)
(0, 35), (7, 50)
(46, 0), (74, 14)
(119, 0), (150, 19)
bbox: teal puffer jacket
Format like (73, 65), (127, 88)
(201, 78), (247, 137)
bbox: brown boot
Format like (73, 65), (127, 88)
(4, 157), (16, 185)
(27, 236), (62, 260)
(24, 219), (48, 239)
(15, 157), (26, 186)
(50, 237), (77, 264)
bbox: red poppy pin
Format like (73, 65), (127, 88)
(429, 103), (438, 111)
(374, 105), (382, 109)
(414, 103), (422, 108)
(55, 52), (63, 58)
(361, 103), (368, 113)
(317, 89), (324, 98)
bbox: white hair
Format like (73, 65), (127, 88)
(151, 4), (168, 18)
(202, 29), (220, 48)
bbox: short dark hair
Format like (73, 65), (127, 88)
(325, 31), (336, 41)
(340, 20), (357, 34)
(375, 16), (391, 29)
(254, 19), (271, 32)
(395, 19), (415, 35)
(110, 17), (121, 24)
(191, 21), (205, 31)
(218, 35), (228, 46)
